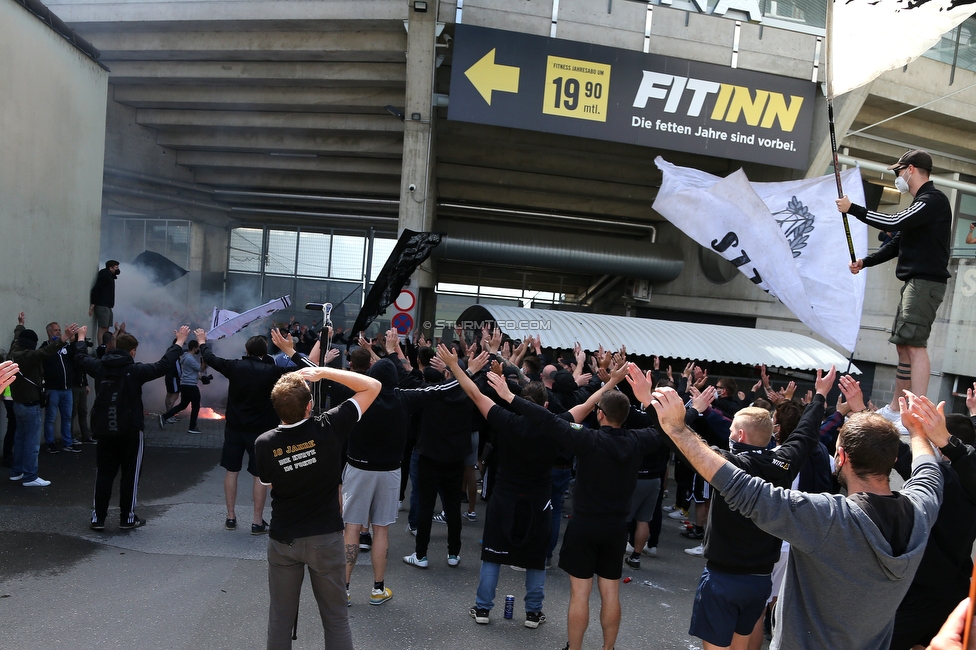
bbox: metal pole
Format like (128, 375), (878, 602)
(827, 97), (857, 263)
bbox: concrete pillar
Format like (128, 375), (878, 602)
(804, 85), (870, 179)
(399, 0), (438, 293)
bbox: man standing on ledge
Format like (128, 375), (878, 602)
(836, 149), (951, 419)
(90, 260), (120, 347)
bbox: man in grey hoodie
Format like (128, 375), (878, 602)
(634, 375), (943, 650)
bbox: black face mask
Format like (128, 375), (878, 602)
(114, 268), (121, 277)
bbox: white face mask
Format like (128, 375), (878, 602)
(894, 170), (911, 194)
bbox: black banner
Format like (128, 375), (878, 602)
(448, 24), (816, 169)
(350, 230), (441, 336)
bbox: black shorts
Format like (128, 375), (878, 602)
(220, 428), (260, 476)
(558, 519), (627, 580)
(691, 473), (711, 504)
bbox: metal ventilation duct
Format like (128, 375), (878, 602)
(433, 221), (682, 282)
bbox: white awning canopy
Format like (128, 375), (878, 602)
(457, 305), (859, 374)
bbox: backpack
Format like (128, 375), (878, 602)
(90, 368), (133, 437)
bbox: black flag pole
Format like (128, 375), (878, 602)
(827, 97), (858, 264)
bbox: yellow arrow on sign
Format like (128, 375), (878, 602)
(464, 48), (520, 106)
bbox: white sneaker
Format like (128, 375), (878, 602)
(877, 404), (909, 436)
(23, 477), (51, 487)
(667, 508), (689, 520)
(9, 473), (24, 481)
(403, 553), (428, 568)
(644, 546), (658, 558)
(684, 544), (704, 557)
(625, 543), (635, 555)
(447, 554), (460, 567)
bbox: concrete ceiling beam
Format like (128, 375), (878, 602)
(153, 128), (403, 157)
(437, 180), (660, 222)
(47, 0), (407, 25)
(106, 61), (405, 87)
(869, 59), (976, 126)
(851, 104), (976, 153)
(112, 85), (404, 112)
(86, 30), (407, 62)
(72, 19), (405, 34)
(438, 140), (664, 187)
(175, 151), (402, 176)
(844, 135), (976, 178)
(135, 108), (404, 133)
(437, 162), (658, 204)
(191, 169), (401, 195)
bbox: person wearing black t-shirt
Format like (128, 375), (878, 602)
(486, 368), (662, 650)
(255, 366), (380, 650)
(439, 345), (630, 631)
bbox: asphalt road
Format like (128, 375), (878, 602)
(0, 419), (725, 650)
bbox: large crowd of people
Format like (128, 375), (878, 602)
(2, 301), (975, 650)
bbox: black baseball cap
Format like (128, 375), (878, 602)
(887, 149), (932, 172)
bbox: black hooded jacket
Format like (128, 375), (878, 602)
(90, 267), (117, 308)
(201, 345), (303, 434)
(73, 342), (182, 434)
(41, 339), (74, 391)
(345, 358), (408, 471)
(399, 374), (480, 463)
(703, 394), (823, 575)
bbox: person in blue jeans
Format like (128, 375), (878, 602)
(438, 347), (553, 628)
(8, 313), (77, 486)
(41, 322), (76, 452)
(440, 345), (629, 629)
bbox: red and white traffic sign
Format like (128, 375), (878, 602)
(394, 289), (416, 312)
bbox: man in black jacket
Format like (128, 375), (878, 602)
(629, 364), (835, 650)
(74, 324), (189, 530)
(89, 260), (120, 346)
(399, 352), (489, 570)
(41, 322), (79, 453)
(489, 369), (662, 650)
(199, 328), (308, 534)
(9, 314), (77, 487)
(837, 149), (951, 411)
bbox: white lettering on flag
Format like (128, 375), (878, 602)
(653, 157), (867, 353)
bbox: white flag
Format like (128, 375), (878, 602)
(653, 158), (868, 353)
(207, 295), (291, 341)
(827, 0), (974, 97)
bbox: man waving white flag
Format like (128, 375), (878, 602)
(827, 0), (975, 97)
(653, 158), (868, 352)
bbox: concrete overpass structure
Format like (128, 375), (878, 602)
(19, 0), (976, 406)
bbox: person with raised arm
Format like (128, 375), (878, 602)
(642, 378), (943, 650)
(484, 364), (662, 650)
(74, 324), (189, 529)
(255, 364), (380, 650)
